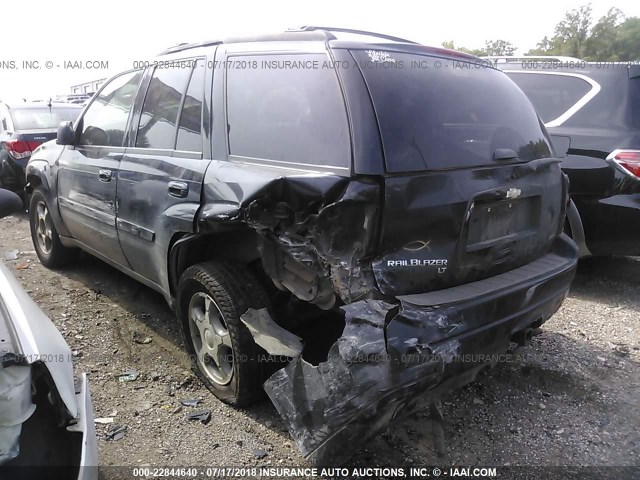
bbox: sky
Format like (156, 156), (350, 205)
(1, 0), (639, 100)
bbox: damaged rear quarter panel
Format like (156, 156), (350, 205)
(198, 160), (384, 307)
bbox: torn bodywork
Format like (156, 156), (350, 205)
(259, 240), (575, 463)
(196, 159), (578, 462)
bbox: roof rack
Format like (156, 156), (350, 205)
(159, 40), (222, 55)
(482, 55), (583, 62)
(159, 27), (418, 56)
(289, 26), (419, 44)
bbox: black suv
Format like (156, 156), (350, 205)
(493, 57), (640, 257)
(26, 28), (578, 462)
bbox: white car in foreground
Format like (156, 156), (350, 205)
(0, 188), (97, 479)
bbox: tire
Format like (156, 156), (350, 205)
(29, 188), (77, 268)
(177, 261), (271, 407)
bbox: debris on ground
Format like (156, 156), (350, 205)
(4, 249), (18, 261)
(252, 448), (268, 459)
(116, 369), (140, 383)
(133, 331), (153, 344)
(185, 409), (211, 424)
(95, 417), (115, 424)
(105, 425), (127, 441)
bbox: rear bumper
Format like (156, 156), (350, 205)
(265, 235), (578, 463)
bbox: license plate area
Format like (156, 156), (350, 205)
(466, 196), (540, 252)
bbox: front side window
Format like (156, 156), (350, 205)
(226, 54), (350, 168)
(79, 70), (142, 147)
(136, 65), (193, 149)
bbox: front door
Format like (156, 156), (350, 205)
(57, 70), (143, 266)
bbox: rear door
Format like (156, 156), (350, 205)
(116, 58), (209, 291)
(57, 70), (143, 266)
(352, 51), (567, 296)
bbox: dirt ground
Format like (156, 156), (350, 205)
(1, 213), (639, 475)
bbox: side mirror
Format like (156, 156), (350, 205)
(57, 121), (76, 146)
(0, 188), (24, 218)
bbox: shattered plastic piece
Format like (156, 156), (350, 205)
(3, 250), (19, 261)
(116, 369), (139, 383)
(105, 425), (127, 441)
(180, 399), (200, 407)
(186, 409), (211, 424)
(94, 417), (114, 424)
(132, 331), (152, 344)
(264, 298), (466, 464)
(240, 308), (304, 357)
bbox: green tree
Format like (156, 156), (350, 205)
(441, 40), (515, 57)
(585, 8), (625, 60)
(441, 40), (485, 56)
(527, 4), (639, 60)
(527, 4), (593, 57)
(483, 39), (517, 56)
(615, 17), (640, 60)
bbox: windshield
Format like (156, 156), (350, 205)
(10, 107), (82, 130)
(353, 50), (553, 172)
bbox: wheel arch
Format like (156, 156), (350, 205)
(168, 227), (263, 300)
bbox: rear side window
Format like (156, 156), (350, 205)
(136, 65), (192, 149)
(506, 72), (592, 124)
(10, 107), (81, 130)
(226, 54), (350, 169)
(353, 51), (552, 172)
(79, 70), (142, 147)
(176, 59), (205, 153)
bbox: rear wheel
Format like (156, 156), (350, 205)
(177, 261), (271, 407)
(29, 189), (77, 268)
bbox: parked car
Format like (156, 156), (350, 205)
(0, 188), (97, 479)
(0, 103), (83, 197)
(490, 56), (640, 257)
(55, 95), (92, 105)
(26, 27), (578, 463)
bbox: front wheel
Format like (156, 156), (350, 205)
(177, 261), (271, 407)
(29, 189), (77, 268)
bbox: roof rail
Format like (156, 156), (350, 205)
(482, 55), (583, 63)
(290, 26), (419, 45)
(159, 40), (222, 55)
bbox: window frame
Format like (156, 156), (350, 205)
(75, 68), (144, 148)
(505, 71), (601, 128)
(131, 57), (205, 156)
(174, 58), (207, 156)
(223, 51), (352, 173)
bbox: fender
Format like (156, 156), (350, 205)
(25, 143), (72, 238)
(566, 199), (592, 258)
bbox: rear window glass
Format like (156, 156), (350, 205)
(10, 107), (82, 130)
(506, 72), (592, 123)
(137, 66), (192, 149)
(353, 51), (552, 172)
(226, 54), (350, 169)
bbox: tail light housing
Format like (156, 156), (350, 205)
(2, 140), (42, 160)
(607, 149), (640, 178)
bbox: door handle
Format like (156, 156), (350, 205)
(98, 169), (112, 182)
(168, 181), (189, 198)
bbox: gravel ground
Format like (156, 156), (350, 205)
(1, 213), (638, 476)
